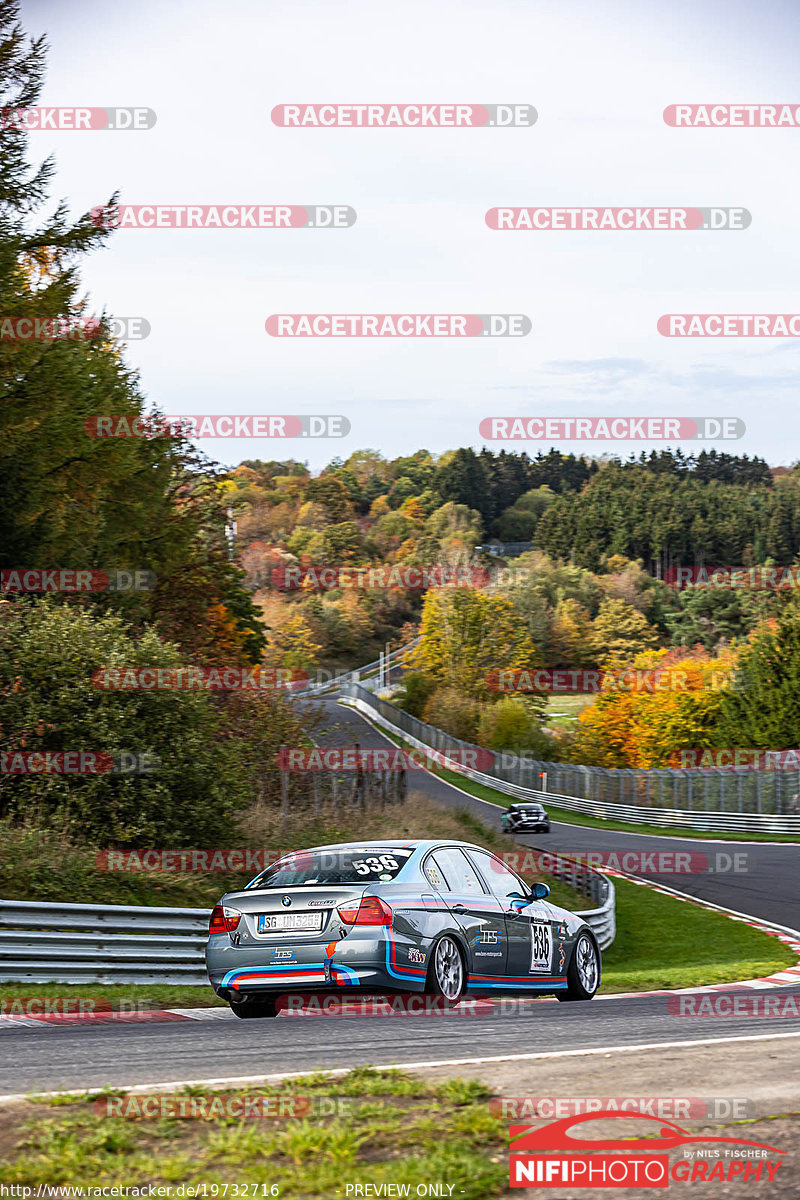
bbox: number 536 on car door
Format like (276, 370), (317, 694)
(530, 921), (552, 972)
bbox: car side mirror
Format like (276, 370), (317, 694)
(531, 882), (550, 900)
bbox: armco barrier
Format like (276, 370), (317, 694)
(0, 899), (209, 985)
(544, 859), (615, 950)
(291, 638), (419, 698)
(341, 683), (800, 836)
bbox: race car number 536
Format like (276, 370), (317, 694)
(530, 922), (552, 972)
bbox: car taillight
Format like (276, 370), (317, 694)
(209, 904), (241, 934)
(337, 896), (393, 926)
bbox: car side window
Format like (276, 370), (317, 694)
(470, 850), (527, 904)
(432, 847), (486, 895)
(423, 852), (450, 890)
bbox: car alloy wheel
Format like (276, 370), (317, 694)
(558, 931), (600, 1002)
(433, 935), (464, 1001)
(576, 935), (598, 993)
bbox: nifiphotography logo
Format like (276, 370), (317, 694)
(508, 1110), (784, 1187)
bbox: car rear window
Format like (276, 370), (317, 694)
(246, 848), (413, 889)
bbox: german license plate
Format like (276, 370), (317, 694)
(257, 912), (323, 933)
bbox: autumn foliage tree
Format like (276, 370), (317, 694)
(411, 588), (538, 700)
(716, 598), (800, 748)
(0, 1), (263, 662)
(570, 647), (735, 769)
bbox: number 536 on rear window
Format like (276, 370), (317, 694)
(352, 854), (400, 875)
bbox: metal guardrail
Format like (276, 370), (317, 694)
(342, 684), (800, 835)
(544, 856), (616, 950)
(290, 639), (420, 699)
(476, 542), (534, 558)
(0, 899), (210, 985)
(341, 687), (616, 948)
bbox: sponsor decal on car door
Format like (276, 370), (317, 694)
(468, 850), (559, 983)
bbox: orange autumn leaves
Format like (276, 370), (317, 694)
(573, 647), (737, 769)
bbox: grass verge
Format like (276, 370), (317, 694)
(599, 874), (796, 992)
(0, 1068), (508, 1195)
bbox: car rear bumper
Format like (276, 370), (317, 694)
(206, 930), (429, 996)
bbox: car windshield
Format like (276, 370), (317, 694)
(245, 848), (414, 889)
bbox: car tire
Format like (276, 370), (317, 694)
(229, 995), (279, 1019)
(556, 933), (600, 1002)
(425, 935), (465, 1005)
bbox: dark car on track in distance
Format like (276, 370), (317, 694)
(206, 838), (599, 1019)
(501, 802), (551, 834)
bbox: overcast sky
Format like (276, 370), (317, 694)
(23, 0), (800, 470)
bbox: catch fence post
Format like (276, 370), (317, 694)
(280, 770), (290, 827)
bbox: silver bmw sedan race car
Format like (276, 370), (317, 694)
(206, 839), (600, 1018)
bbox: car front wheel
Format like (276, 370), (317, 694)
(557, 933), (599, 1002)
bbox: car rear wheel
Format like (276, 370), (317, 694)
(557, 933), (599, 1002)
(425, 935), (465, 1004)
(229, 995), (279, 1019)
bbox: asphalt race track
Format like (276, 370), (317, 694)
(2, 693), (798, 1099)
(2, 989), (800, 1097)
